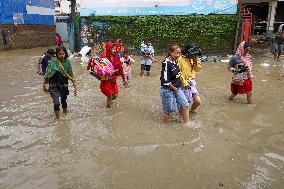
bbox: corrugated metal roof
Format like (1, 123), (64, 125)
(0, 0), (55, 25)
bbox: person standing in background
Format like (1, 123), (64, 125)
(140, 38), (155, 76)
(55, 33), (63, 46)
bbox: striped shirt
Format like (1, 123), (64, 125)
(160, 58), (182, 88)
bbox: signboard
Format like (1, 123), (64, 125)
(80, 0), (238, 16)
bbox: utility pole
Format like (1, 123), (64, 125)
(234, 0), (244, 51)
(69, 0), (76, 52)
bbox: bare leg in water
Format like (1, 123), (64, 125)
(246, 92), (253, 104)
(229, 93), (237, 101)
(162, 112), (170, 124)
(55, 111), (60, 120)
(191, 94), (201, 112)
(179, 107), (190, 124)
(106, 94), (118, 108)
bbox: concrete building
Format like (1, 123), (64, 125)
(0, 0), (56, 49)
(241, 0), (284, 36)
(55, 0), (80, 42)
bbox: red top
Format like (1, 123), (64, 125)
(55, 36), (62, 46)
(116, 39), (125, 53)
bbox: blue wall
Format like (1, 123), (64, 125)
(0, 0), (55, 25)
(80, 0), (237, 16)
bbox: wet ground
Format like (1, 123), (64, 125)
(0, 47), (283, 189)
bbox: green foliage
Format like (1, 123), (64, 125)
(75, 12), (81, 52)
(84, 15), (237, 54)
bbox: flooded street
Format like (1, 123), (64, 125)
(0, 47), (284, 189)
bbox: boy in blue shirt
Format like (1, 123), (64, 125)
(37, 49), (54, 75)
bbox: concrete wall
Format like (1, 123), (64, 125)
(0, 25), (56, 50)
(56, 22), (69, 41)
(55, 0), (71, 14)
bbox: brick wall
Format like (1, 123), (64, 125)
(0, 25), (56, 50)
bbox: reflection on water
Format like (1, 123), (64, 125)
(0, 47), (283, 188)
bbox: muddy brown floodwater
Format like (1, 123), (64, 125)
(0, 47), (284, 189)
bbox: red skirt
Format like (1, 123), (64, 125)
(231, 79), (252, 94)
(100, 79), (119, 97)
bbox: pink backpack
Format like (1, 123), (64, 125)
(89, 57), (114, 81)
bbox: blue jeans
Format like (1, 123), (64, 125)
(49, 88), (68, 111)
(272, 43), (283, 53)
(160, 87), (189, 113)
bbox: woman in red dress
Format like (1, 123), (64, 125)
(100, 42), (128, 108)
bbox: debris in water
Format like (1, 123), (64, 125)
(200, 55), (208, 62)
(260, 63), (270, 67)
(219, 182), (224, 187)
(220, 59), (230, 63)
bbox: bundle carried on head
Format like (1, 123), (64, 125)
(182, 43), (202, 57)
(88, 57), (114, 81)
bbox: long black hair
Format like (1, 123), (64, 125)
(55, 46), (68, 60)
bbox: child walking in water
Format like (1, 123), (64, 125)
(120, 50), (135, 83)
(37, 48), (54, 75)
(160, 44), (190, 124)
(271, 31), (284, 60)
(140, 38), (155, 76)
(43, 46), (77, 120)
(228, 41), (253, 104)
(178, 43), (202, 112)
(101, 42), (127, 108)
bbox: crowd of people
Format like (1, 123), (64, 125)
(38, 32), (282, 123)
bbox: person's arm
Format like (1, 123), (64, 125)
(177, 58), (189, 87)
(117, 61), (127, 86)
(65, 63), (77, 95)
(129, 56), (135, 64)
(149, 47), (156, 62)
(71, 79), (77, 96)
(68, 62), (77, 96)
(87, 58), (92, 70)
(60, 37), (63, 46)
(168, 83), (178, 93)
(37, 58), (42, 74)
(193, 58), (202, 72)
(180, 72), (189, 88)
(247, 56), (253, 79)
(37, 55), (45, 74)
(43, 77), (49, 93)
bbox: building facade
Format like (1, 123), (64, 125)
(55, 0), (80, 42)
(0, 0), (56, 49)
(241, 0), (284, 36)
